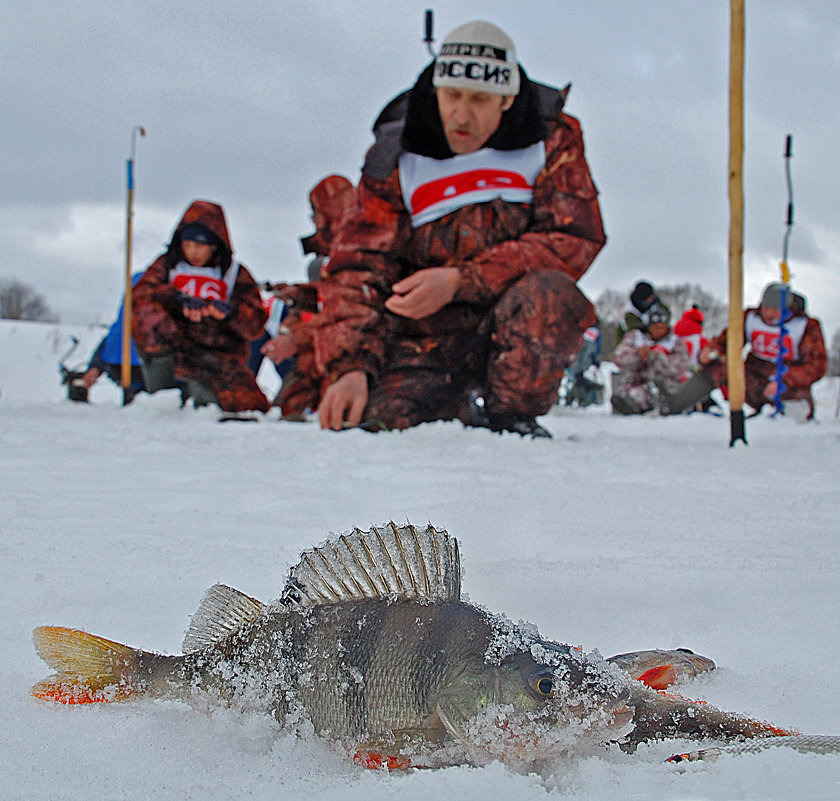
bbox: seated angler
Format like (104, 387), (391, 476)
(611, 303), (690, 415)
(131, 200), (270, 416)
(659, 283), (827, 420)
(75, 272), (146, 404)
(615, 281), (669, 347)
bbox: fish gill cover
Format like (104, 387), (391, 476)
(477, 609), (635, 768)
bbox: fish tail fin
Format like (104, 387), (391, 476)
(32, 626), (145, 704)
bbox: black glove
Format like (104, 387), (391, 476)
(211, 299), (234, 317)
(179, 294), (205, 311)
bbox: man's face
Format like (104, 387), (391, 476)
(182, 240), (215, 267)
(647, 321), (670, 341)
(759, 305), (783, 326)
(436, 88), (515, 155)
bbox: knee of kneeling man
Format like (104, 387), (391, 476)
(507, 270), (573, 294)
(499, 271), (576, 307)
(502, 271), (594, 324)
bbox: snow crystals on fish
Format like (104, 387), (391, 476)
(31, 521), (840, 777)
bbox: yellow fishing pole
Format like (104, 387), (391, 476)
(727, 0), (747, 446)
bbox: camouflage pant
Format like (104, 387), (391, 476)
(273, 344), (321, 416)
(138, 332), (269, 414)
(705, 353), (815, 418)
(365, 271), (596, 429)
(184, 344), (270, 413)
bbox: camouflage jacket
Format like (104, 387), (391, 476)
(709, 308), (827, 390)
(132, 200), (267, 356)
(612, 328), (691, 393)
(312, 67), (606, 385)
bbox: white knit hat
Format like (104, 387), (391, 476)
(432, 21), (520, 96)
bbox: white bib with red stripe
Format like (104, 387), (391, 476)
(631, 328), (681, 355)
(582, 325), (599, 344)
(678, 332), (703, 366)
(169, 260), (240, 301)
(398, 142), (546, 228)
(745, 311), (807, 362)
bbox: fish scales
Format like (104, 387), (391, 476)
(166, 599), (492, 742)
(292, 600), (489, 740)
(109, 605), (471, 747)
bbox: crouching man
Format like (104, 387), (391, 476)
(131, 200), (270, 416)
(660, 283), (827, 420)
(309, 20), (606, 438)
(611, 303), (691, 415)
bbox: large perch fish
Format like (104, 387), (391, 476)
(31, 523), (819, 771)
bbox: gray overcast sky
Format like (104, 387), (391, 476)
(2, 0), (838, 333)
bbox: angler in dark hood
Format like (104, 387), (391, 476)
(131, 200), (270, 414)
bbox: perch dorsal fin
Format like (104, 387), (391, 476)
(279, 522), (460, 609)
(182, 584), (266, 653)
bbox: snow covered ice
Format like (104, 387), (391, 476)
(2, 319), (839, 800)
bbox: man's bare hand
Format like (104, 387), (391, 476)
(182, 305), (204, 322)
(204, 302), (229, 320)
(318, 370), (368, 430)
(261, 333), (296, 365)
(698, 345), (722, 366)
(182, 302), (228, 323)
(82, 367), (102, 389)
(385, 267), (459, 320)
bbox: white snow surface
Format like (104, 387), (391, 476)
(2, 319), (839, 800)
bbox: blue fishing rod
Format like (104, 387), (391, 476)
(770, 135), (794, 417)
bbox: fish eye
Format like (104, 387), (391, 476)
(528, 668), (554, 698)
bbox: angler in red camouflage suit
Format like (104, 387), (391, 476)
(131, 200), (270, 414)
(700, 284), (827, 419)
(660, 283), (827, 420)
(310, 21), (606, 437)
(262, 175), (357, 417)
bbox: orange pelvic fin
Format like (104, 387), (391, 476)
(752, 720), (801, 737)
(31, 626), (142, 704)
(353, 750), (412, 771)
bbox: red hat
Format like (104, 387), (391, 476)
(674, 307), (704, 337)
(685, 306), (704, 324)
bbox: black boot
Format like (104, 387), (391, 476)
(185, 380), (218, 408)
(658, 370), (716, 416)
(465, 393), (552, 439)
(611, 394), (641, 415)
(139, 353), (177, 393)
(491, 414), (553, 438)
